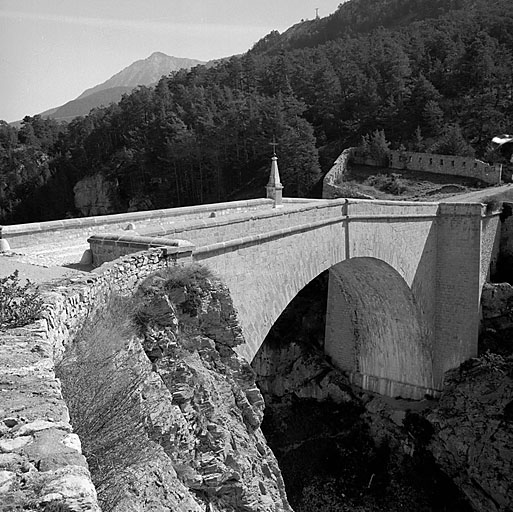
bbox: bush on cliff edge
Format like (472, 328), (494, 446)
(0, 270), (43, 329)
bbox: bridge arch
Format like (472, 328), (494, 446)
(246, 254), (434, 399)
(190, 198), (484, 398)
(324, 257), (434, 398)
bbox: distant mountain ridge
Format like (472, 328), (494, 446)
(41, 52), (205, 122)
(77, 52), (204, 100)
(45, 86), (135, 122)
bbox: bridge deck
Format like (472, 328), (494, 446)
(0, 198), (316, 267)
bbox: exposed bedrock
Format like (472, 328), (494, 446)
(424, 281), (513, 511)
(73, 173), (122, 217)
(56, 267), (291, 512)
(426, 355), (513, 512)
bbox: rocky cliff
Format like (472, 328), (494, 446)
(426, 355), (513, 512)
(73, 174), (122, 217)
(421, 282), (513, 511)
(57, 265), (291, 511)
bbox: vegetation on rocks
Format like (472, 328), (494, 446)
(2, 0), (513, 222)
(56, 264), (291, 512)
(0, 270), (43, 329)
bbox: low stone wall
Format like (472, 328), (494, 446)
(88, 235), (194, 267)
(0, 247), (190, 510)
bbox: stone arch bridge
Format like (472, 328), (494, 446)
(1, 197), (501, 399)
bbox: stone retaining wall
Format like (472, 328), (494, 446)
(0, 247), (190, 510)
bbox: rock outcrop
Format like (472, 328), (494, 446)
(57, 265), (291, 511)
(482, 282), (513, 328)
(426, 355), (513, 512)
(73, 174), (121, 216)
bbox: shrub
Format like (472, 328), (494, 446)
(0, 270), (43, 329)
(159, 263), (214, 291)
(56, 294), (155, 511)
(366, 174), (406, 195)
(137, 264), (215, 319)
(479, 197), (502, 215)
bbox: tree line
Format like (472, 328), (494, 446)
(1, 0), (513, 223)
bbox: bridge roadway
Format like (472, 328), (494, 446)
(0, 196), (501, 399)
(0, 199), (305, 266)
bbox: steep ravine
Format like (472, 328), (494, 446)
(55, 266), (513, 511)
(252, 272), (512, 511)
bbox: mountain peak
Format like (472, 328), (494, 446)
(148, 51), (169, 59)
(76, 53), (205, 101)
(42, 52), (206, 121)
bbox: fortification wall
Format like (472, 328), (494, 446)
(322, 148), (355, 198)
(356, 149), (501, 185)
(389, 150), (502, 184)
(322, 148), (502, 195)
(0, 247), (189, 510)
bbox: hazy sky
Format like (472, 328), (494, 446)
(0, 0), (344, 122)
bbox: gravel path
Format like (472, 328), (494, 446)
(0, 253), (89, 285)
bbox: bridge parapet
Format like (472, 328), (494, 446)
(0, 198), (275, 251)
(344, 198), (439, 218)
(88, 234), (194, 267)
(86, 199), (348, 265)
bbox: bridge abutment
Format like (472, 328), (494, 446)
(433, 203), (483, 387)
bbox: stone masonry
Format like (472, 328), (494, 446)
(1, 196), (502, 402)
(0, 247), (191, 510)
(322, 148), (502, 197)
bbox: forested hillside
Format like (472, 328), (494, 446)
(2, 0), (513, 223)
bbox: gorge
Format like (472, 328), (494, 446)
(1, 187), (513, 511)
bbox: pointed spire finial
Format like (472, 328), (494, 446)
(266, 137), (283, 208)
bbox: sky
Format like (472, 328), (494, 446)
(0, 0), (344, 122)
